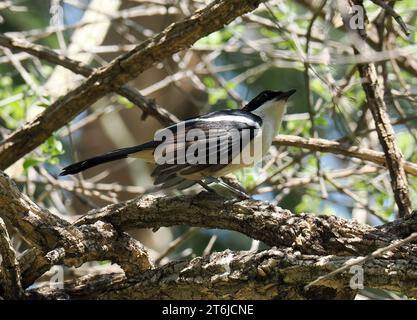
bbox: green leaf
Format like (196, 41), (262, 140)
(224, 81), (237, 91)
(208, 88), (227, 105)
(117, 95), (134, 109)
(260, 27), (279, 39)
(315, 115), (328, 126)
(397, 131), (414, 159)
(41, 136), (64, 156)
(0, 76), (12, 88)
(23, 157), (44, 170)
(226, 99), (238, 109)
(203, 77), (216, 89)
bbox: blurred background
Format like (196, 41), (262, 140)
(0, 0), (416, 299)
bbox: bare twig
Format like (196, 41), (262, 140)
(0, 33), (179, 126)
(273, 135), (417, 176)
(370, 0), (410, 36)
(340, 1), (412, 216)
(202, 235), (218, 257)
(256, 165), (378, 195)
(323, 173), (387, 222)
(304, 0), (327, 198)
(155, 227), (200, 265)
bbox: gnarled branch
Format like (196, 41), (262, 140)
(74, 193), (417, 260)
(28, 248), (417, 300)
(1, 169), (417, 298)
(0, 171), (152, 288)
(0, 217), (23, 299)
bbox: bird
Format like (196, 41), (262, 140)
(59, 89), (296, 198)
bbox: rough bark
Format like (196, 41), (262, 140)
(1, 169), (417, 299)
(74, 192), (417, 259)
(0, 217), (23, 299)
(0, 171), (152, 289)
(28, 248), (417, 300)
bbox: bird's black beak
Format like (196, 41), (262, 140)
(277, 89), (296, 101)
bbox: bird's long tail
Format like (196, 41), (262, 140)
(59, 141), (157, 176)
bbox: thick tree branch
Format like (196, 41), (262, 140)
(74, 193), (417, 259)
(0, 171), (152, 288)
(0, 217), (23, 299)
(1, 169), (417, 298)
(28, 248), (417, 300)
(356, 61), (412, 216)
(0, 0), (262, 170)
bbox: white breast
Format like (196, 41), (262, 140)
(251, 99), (287, 156)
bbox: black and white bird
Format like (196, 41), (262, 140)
(60, 89), (296, 197)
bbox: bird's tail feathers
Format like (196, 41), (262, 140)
(59, 141), (156, 176)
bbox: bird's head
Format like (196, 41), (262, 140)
(241, 89), (296, 117)
(241, 89), (296, 130)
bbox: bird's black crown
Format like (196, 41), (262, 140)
(242, 89), (296, 112)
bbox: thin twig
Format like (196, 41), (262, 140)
(370, 0), (410, 36)
(0, 33), (179, 126)
(155, 227), (200, 265)
(304, 0), (327, 199)
(273, 134), (417, 176)
(202, 235), (218, 257)
(324, 173), (387, 222)
(341, 1), (412, 216)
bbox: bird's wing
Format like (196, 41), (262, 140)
(151, 110), (262, 186)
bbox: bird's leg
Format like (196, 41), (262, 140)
(218, 178), (250, 200)
(197, 180), (217, 194)
(204, 177), (250, 200)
